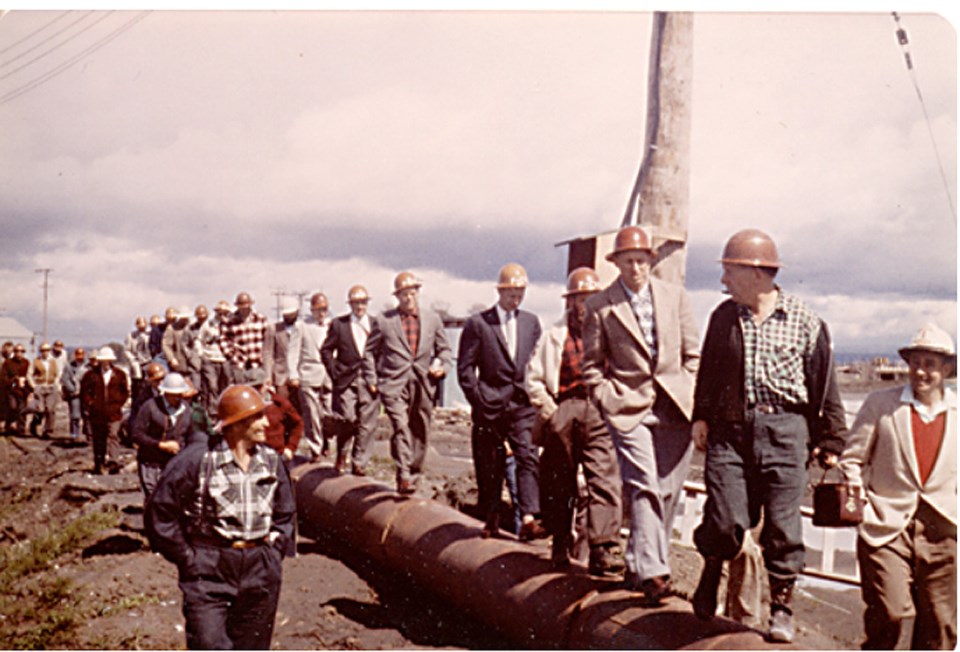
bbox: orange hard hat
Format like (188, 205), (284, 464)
(605, 225), (654, 261)
(144, 362), (166, 381)
(348, 285), (370, 302)
(393, 271), (422, 295)
(496, 263), (528, 289)
(217, 385), (266, 428)
(563, 267), (601, 297)
(719, 229), (782, 268)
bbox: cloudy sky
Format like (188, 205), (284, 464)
(0, 4), (955, 355)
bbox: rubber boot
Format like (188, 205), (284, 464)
(692, 557), (724, 620)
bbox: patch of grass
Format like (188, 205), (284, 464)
(0, 507), (118, 594)
(0, 485), (44, 525)
(97, 592), (160, 616)
(0, 507), (120, 649)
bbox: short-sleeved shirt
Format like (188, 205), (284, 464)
(739, 289), (820, 406)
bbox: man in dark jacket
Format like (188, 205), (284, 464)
(80, 347), (130, 475)
(321, 285), (380, 475)
(689, 229), (847, 643)
(145, 384), (296, 650)
(61, 347), (88, 439)
(1, 344), (31, 435)
(132, 372), (195, 501)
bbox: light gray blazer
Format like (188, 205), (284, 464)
(365, 307), (451, 399)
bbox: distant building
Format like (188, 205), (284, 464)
(0, 316), (34, 353)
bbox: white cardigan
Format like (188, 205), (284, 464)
(839, 385), (957, 547)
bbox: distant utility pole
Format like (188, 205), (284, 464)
(35, 268), (52, 343)
(270, 287), (286, 321)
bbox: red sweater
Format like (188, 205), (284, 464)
(911, 408), (946, 486)
(264, 393), (303, 455)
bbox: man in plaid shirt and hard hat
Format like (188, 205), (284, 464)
(146, 384), (296, 650)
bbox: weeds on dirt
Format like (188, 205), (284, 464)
(0, 506), (119, 649)
(97, 592), (160, 616)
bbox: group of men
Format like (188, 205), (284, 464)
(0, 339), (71, 438)
(11, 222), (953, 650)
(459, 224), (955, 648)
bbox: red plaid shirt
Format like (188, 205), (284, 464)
(219, 310), (268, 367)
(400, 310), (419, 355)
(558, 316), (586, 396)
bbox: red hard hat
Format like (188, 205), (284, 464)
(605, 225), (654, 261)
(563, 267), (601, 297)
(217, 385), (266, 428)
(719, 229), (782, 268)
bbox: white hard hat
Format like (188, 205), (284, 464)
(97, 346), (117, 361)
(159, 372), (190, 395)
(280, 297), (300, 315)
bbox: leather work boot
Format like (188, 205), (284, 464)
(692, 557), (724, 620)
(767, 578), (796, 643)
(588, 544), (624, 577)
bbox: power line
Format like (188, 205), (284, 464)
(892, 12), (956, 223)
(0, 11), (97, 72)
(0, 11), (149, 107)
(0, 10), (71, 57)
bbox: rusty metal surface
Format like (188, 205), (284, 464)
(292, 464), (797, 650)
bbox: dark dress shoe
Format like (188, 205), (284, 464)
(480, 514), (500, 539)
(640, 575), (672, 606)
(518, 519), (547, 542)
(333, 453), (346, 475)
(397, 479), (415, 495)
(351, 465), (366, 477)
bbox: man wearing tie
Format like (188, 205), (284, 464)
(458, 263), (544, 540)
(321, 285), (381, 476)
(582, 225), (700, 605)
(365, 272), (451, 495)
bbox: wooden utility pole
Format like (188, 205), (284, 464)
(622, 12), (694, 285)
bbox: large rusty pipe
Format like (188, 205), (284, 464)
(292, 466), (789, 650)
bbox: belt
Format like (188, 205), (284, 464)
(748, 403), (803, 415)
(191, 533), (268, 549)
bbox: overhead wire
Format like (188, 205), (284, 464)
(0, 11), (97, 70)
(0, 11), (150, 107)
(892, 12), (956, 223)
(0, 12), (111, 80)
(0, 10), (71, 57)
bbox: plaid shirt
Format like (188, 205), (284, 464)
(558, 315), (586, 396)
(621, 279), (658, 363)
(219, 310), (268, 368)
(739, 289), (820, 406)
(194, 439), (282, 541)
(400, 310), (419, 355)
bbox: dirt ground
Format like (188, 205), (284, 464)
(0, 403), (865, 650)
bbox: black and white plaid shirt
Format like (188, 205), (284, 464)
(739, 289), (820, 406)
(219, 311), (268, 368)
(621, 278), (658, 363)
(194, 439), (281, 542)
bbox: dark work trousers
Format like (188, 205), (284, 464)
(472, 406), (539, 519)
(179, 543), (283, 650)
(694, 409), (809, 580)
(91, 419), (123, 471)
(539, 398), (621, 549)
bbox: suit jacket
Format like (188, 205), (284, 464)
(80, 365), (129, 423)
(582, 276), (700, 432)
(263, 321), (293, 387)
(525, 317), (569, 421)
(365, 307), (451, 400)
(321, 314), (379, 393)
(457, 305), (541, 422)
(839, 386), (957, 547)
(287, 317), (332, 388)
(162, 325), (190, 373)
